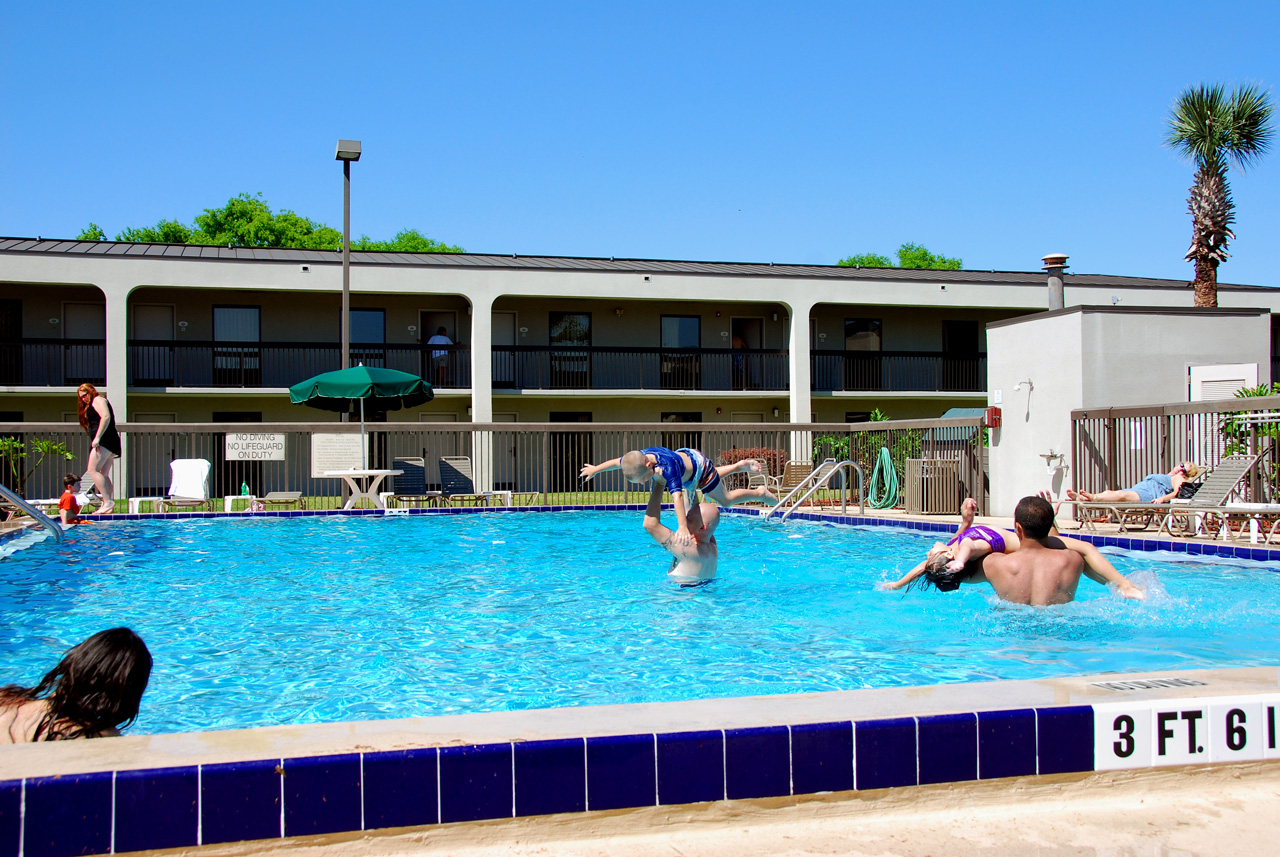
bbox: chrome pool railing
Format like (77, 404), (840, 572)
(0, 483), (63, 542)
(764, 458), (866, 520)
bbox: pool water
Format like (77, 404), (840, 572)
(3, 512), (1279, 735)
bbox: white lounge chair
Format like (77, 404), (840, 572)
(157, 459), (213, 512)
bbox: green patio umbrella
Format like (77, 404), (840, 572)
(289, 365), (434, 469)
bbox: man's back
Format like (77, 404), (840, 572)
(977, 537), (1084, 605)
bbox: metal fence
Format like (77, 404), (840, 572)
(0, 418), (986, 512)
(1071, 395), (1280, 504)
(127, 342), (473, 389)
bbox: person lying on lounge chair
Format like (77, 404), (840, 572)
(883, 495), (1144, 601)
(1066, 462), (1200, 505)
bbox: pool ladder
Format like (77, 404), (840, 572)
(762, 459), (865, 521)
(0, 484), (64, 543)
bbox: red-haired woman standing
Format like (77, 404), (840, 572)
(76, 383), (120, 514)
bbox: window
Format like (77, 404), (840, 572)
(549, 312), (591, 346)
(212, 307), (261, 386)
(942, 320), (980, 353)
(213, 307), (260, 342)
(350, 309), (385, 343)
(350, 309), (386, 367)
(661, 315), (701, 389)
(842, 319), (883, 391)
(661, 316), (700, 348)
(549, 312), (591, 388)
(844, 319), (882, 351)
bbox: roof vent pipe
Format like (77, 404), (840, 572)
(1042, 253), (1068, 310)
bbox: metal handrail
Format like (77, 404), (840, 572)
(0, 484), (64, 542)
(762, 459), (865, 521)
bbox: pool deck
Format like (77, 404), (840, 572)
(196, 761), (1280, 857)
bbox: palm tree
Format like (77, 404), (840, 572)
(1166, 84), (1273, 307)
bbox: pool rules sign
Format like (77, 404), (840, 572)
(1094, 696), (1280, 768)
(225, 432), (286, 461)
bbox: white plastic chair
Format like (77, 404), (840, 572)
(158, 459), (212, 512)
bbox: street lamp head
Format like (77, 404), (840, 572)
(335, 139), (362, 162)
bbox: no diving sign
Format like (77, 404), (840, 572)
(225, 432), (286, 461)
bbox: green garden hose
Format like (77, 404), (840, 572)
(867, 446), (899, 509)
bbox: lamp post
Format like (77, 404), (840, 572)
(335, 139), (362, 370)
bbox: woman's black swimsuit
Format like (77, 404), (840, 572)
(87, 399), (122, 456)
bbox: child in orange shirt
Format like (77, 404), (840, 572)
(57, 474), (90, 525)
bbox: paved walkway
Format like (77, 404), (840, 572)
(206, 762), (1280, 857)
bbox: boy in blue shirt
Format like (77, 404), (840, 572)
(581, 447), (776, 545)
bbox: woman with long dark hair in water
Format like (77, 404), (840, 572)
(76, 382), (120, 513)
(0, 628), (152, 742)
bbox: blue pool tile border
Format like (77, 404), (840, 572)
(8, 696), (1280, 853)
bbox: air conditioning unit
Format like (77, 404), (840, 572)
(904, 458), (961, 515)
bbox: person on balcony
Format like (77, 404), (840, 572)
(76, 383), (119, 514)
(426, 326), (453, 386)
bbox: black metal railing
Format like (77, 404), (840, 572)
(127, 341), (473, 389)
(0, 337), (105, 386)
(811, 351), (986, 393)
(490, 346), (790, 391)
(6, 338), (986, 394)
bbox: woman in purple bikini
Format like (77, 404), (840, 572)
(884, 498), (1019, 591)
(883, 496), (1138, 595)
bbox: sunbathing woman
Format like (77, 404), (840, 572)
(1066, 462), (1200, 505)
(0, 627), (152, 743)
(883, 497), (1142, 597)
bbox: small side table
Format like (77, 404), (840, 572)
(224, 495), (258, 513)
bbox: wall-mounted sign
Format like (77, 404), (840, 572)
(225, 433), (286, 462)
(311, 433), (365, 477)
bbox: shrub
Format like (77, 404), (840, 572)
(716, 446), (787, 477)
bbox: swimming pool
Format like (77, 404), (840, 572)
(3, 511), (1279, 735)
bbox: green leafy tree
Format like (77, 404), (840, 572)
(352, 229), (464, 253)
(838, 243), (961, 270)
(190, 193), (341, 249)
(836, 252), (893, 268)
(0, 437), (75, 499)
(77, 194), (464, 253)
(1166, 84), (1274, 307)
(117, 219), (194, 244)
(894, 242), (962, 270)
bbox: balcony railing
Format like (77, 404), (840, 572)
(3, 339), (985, 394)
(491, 346), (790, 391)
(811, 351), (986, 393)
(0, 337), (105, 386)
(127, 341), (472, 389)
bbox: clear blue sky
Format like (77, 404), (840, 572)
(3, 1), (1278, 284)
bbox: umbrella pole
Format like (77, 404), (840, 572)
(360, 398), (367, 470)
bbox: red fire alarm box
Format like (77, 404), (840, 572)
(983, 406), (1002, 428)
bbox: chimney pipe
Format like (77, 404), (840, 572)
(1042, 253), (1068, 310)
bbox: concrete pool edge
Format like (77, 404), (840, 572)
(2, 666), (1279, 856)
